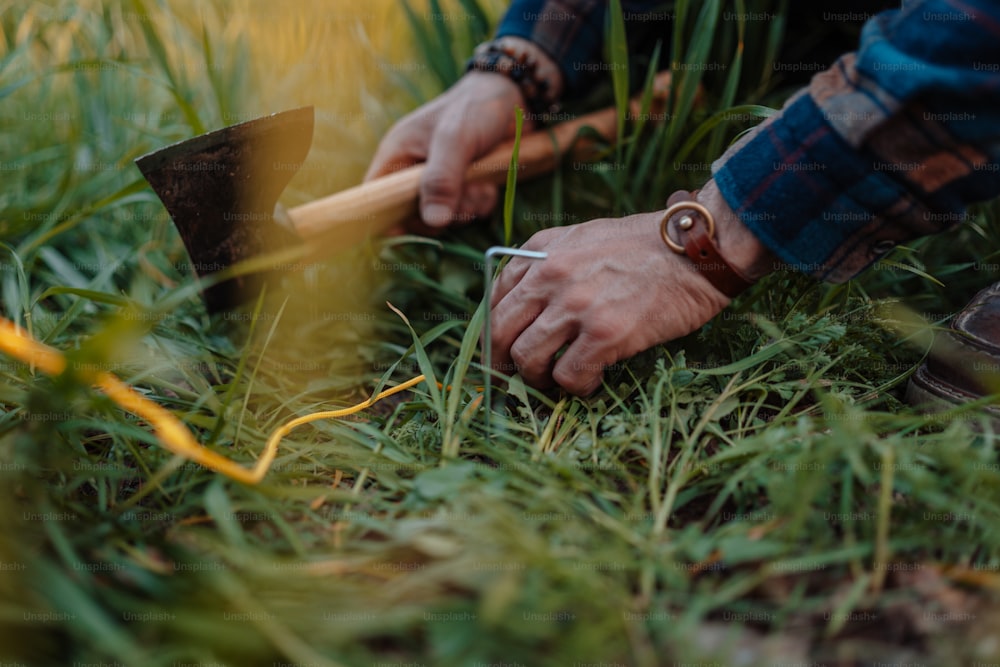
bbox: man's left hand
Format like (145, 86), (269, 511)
(489, 211), (734, 396)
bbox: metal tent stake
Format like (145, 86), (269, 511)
(481, 246), (548, 441)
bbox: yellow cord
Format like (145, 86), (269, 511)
(0, 317), (425, 485)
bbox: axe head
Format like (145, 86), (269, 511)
(136, 107), (314, 312)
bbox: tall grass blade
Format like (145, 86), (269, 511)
(673, 104), (776, 166)
(707, 0), (746, 158)
(607, 0), (629, 214)
(128, 0), (204, 134)
(503, 107), (524, 246)
(442, 301), (486, 458)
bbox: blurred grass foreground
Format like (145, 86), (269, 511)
(2, 1), (1000, 666)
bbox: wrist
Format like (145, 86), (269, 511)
(466, 36), (564, 117)
(659, 182), (777, 297)
(695, 181), (777, 282)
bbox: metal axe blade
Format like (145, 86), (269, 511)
(135, 107), (314, 312)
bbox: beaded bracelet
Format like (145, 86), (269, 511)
(466, 40), (560, 117)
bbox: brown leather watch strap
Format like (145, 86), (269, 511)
(659, 190), (754, 299)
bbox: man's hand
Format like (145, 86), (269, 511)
(489, 211), (732, 396)
(489, 184), (777, 396)
(365, 72), (529, 229)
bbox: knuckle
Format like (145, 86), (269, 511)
(508, 339), (530, 368)
(535, 256), (571, 282)
(431, 121), (468, 150)
(510, 343), (547, 383)
(553, 365), (601, 396)
(561, 291), (592, 315)
(529, 227), (560, 245)
(584, 317), (622, 344)
(382, 121), (420, 149)
(421, 172), (461, 200)
(488, 315), (512, 348)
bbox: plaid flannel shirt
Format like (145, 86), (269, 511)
(496, 0), (1000, 282)
(495, 0), (666, 96)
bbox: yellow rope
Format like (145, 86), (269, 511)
(0, 317), (425, 485)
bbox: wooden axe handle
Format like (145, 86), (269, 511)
(288, 72), (671, 249)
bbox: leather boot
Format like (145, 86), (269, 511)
(906, 281), (1000, 418)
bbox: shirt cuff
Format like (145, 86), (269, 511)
(494, 0), (606, 99)
(714, 87), (920, 283)
(712, 1), (1000, 283)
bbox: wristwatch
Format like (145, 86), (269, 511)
(660, 190), (755, 298)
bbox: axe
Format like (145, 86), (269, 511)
(136, 73), (671, 312)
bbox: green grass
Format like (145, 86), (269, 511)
(2, 1), (1000, 666)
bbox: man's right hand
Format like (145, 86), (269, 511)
(364, 71), (530, 230)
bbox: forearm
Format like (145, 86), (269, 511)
(493, 0), (669, 101)
(712, 0), (1000, 282)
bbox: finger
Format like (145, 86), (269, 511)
(489, 286), (544, 381)
(489, 255), (535, 309)
(486, 234), (562, 376)
(365, 138), (424, 183)
(508, 313), (574, 389)
(551, 329), (616, 396)
(364, 113), (432, 182)
(469, 182), (499, 219)
(454, 182), (498, 226)
(364, 142), (427, 182)
(482, 257), (531, 380)
(420, 124), (478, 227)
(489, 227), (567, 311)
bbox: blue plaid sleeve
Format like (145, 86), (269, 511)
(713, 0), (1000, 282)
(495, 0), (668, 98)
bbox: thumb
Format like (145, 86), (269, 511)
(419, 126), (478, 227)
